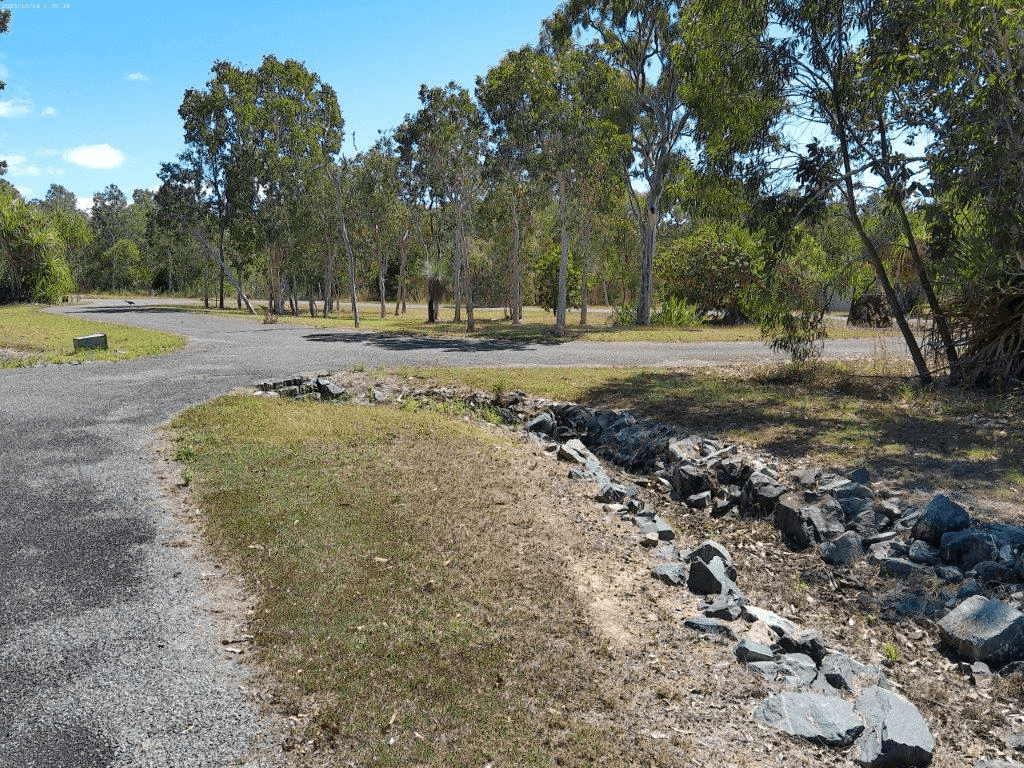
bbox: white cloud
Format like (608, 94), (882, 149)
(76, 196), (93, 212)
(15, 185), (33, 199)
(126, 72), (149, 82)
(40, 106), (57, 117)
(0, 99), (31, 118)
(0, 153), (40, 176)
(63, 144), (124, 169)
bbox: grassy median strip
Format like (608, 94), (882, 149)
(0, 304), (186, 367)
(171, 396), (637, 767)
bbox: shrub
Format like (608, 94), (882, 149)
(656, 221), (757, 324)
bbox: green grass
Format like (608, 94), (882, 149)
(0, 303), (186, 368)
(408, 361), (1024, 503)
(170, 299), (895, 344)
(172, 397), (643, 767)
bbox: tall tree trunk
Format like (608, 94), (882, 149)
(202, 249), (210, 309)
(323, 237), (336, 319)
(394, 226), (410, 316)
(876, 112), (959, 371)
(835, 114), (931, 384)
(579, 211), (593, 326)
(330, 167), (360, 328)
(453, 231), (462, 323)
(456, 204), (474, 331)
(193, 229), (255, 314)
(510, 193), (523, 326)
(555, 169), (570, 336)
(375, 237), (386, 319)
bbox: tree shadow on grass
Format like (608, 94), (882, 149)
(575, 367), (1024, 507)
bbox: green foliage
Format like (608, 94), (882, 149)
(535, 244), (582, 313)
(0, 185), (77, 303)
(657, 221), (757, 324)
(20, 247), (75, 303)
(651, 297), (703, 328)
(743, 229), (835, 362)
(103, 238), (149, 293)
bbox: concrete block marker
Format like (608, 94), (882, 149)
(73, 333), (108, 351)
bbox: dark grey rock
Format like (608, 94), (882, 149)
(911, 494), (971, 546)
(828, 481), (876, 502)
(849, 467), (872, 485)
(792, 467), (823, 488)
(689, 541), (735, 573)
(820, 652), (888, 693)
(742, 606), (800, 637)
(939, 595), (1024, 664)
(957, 579), (983, 601)
(734, 639), (777, 663)
(822, 531), (864, 565)
(672, 463), (714, 499)
(748, 654), (820, 689)
(753, 692), (864, 747)
(975, 560), (1018, 585)
(941, 529), (999, 571)
(775, 628), (829, 664)
(973, 761), (1019, 768)
(702, 595), (744, 621)
(774, 491), (846, 548)
(686, 490), (712, 509)
(854, 686), (934, 767)
(909, 540), (940, 566)
(863, 531), (898, 547)
(934, 565), (964, 584)
(740, 473), (788, 517)
(651, 563), (686, 587)
(879, 558), (928, 578)
(687, 556), (737, 596)
(845, 503), (881, 538)
(683, 615), (736, 639)
(637, 516), (675, 541)
(997, 660), (1024, 677)
(595, 482), (637, 504)
(881, 591), (947, 619)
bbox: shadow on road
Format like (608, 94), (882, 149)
(70, 305), (186, 314)
(301, 329), (564, 353)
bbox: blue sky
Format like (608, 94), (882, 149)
(0, 0), (558, 208)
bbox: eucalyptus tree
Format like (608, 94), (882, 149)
(769, 0), (936, 381)
(223, 55), (344, 314)
(548, 0), (780, 325)
(351, 137), (404, 318)
(179, 61), (241, 309)
(157, 153), (256, 312)
(396, 83), (486, 330)
(478, 43), (624, 333)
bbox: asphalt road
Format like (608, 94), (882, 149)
(0, 301), (906, 767)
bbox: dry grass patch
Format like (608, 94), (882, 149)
(171, 396), (685, 766)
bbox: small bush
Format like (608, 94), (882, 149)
(651, 296), (703, 328)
